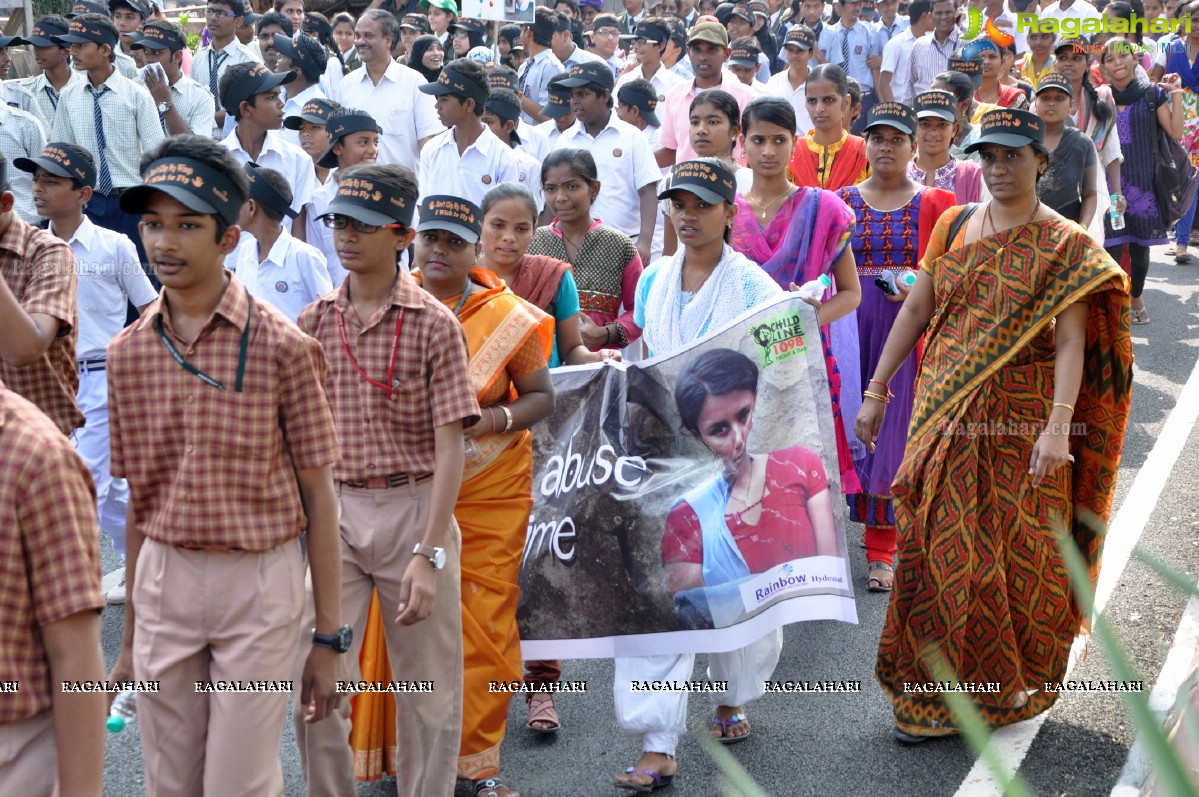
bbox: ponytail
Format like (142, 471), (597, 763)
(1080, 69), (1111, 125)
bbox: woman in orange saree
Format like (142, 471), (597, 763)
(855, 109), (1133, 741)
(351, 196), (556, 797)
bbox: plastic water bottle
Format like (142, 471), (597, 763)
(1109, 194), (1125, 231)
(897, 270), (917, 290)
(793, 273), (832, 300)
(107, 690), (136, 733)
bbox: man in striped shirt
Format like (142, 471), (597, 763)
(904, 0), (959, 99)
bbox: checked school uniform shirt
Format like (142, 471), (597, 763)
(297, 271), (480, 482)
(107, 275), (340, 551)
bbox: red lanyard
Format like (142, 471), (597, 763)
(337, 306), (405, 397)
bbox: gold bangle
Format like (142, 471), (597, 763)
(501, 405), (514, 433)
(863, 390), (890, 404)
(1052, 402), (1075, 413)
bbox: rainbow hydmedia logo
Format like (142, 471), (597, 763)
(961, 7), (1015, 46)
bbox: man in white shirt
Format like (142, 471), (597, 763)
(481, 88), (546, 211)
(335, 9), (442, 174)
(18, 16), (84, 130)
(1041, 0), (1102, 24)
(17, 142), (157, 603)
(219, 62), (315, 237)
(552, 62), (661, 266)
(274, 32), (328, 148)
(109, 0), (152, 70)
(532, 75), (577, 148)
(873, 0), (909, 42)
(418, 59), (521, 206)
(232, 164), (331, 322)
(192, 0), (262, 137)
(764, 25), (815, 133)
(878, 0), (931, 103)
(66, 0), (139, 78)
(133, 20), (218, 137)
(0, 36), (50, 131)
(905, 0), (959, 100)
(552, 12), (607, 68)
(818, 0), (883, 133)
(617, 18), (685, 101)
(0, 103), (48, 225)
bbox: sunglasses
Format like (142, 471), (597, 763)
(322, 214), (406, 234)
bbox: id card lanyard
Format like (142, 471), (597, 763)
(155, 288), (253, 392)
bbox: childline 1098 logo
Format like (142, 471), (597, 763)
(749, 307), (808, 368)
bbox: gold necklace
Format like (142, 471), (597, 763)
(983, 197), (1041, 237)
(747, 185), (795, 220)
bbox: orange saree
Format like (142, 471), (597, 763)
(876, 210), (1133, 735)
(348, 269), (553, 781)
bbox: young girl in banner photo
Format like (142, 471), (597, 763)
(663, 348), (840, 631)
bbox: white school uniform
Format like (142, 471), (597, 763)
(231, 227), (333, 322)
(221, 128), (317, 216)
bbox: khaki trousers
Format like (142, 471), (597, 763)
(0, 711), (57, 797)
(292, 479), (464, 797)
(133, 538), (304, 797)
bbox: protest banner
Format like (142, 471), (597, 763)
(518, 295), (859, 659)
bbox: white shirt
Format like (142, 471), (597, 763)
(881, 27), (916, 105)
(60, 217), (158, 360)
(2, 81), (49, 132)
(510, 145), (545, 212)
(304, 175), (345, 288)
(516, 118), (551, 161)
(533, 118), (571, 150)
(279, 83), (326, 148)
(556, 113), (661, 240)
(1042, 0), (1102, 23)
(763, 70), (813, 135)
(21, 70), (84, 131)
(220, 128), (317, 215)
(319, 55), (346, 98)
(232, 227), (332, 322)
(418, 126), (523, 207)
(335, 60), (443, 174)
(561, 44), (606, 70)
(617, 62), (686, 103)
(0, 104), (47, 224)
(191, 39), (263, 137)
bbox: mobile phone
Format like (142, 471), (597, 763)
(874, 269), (899, 296)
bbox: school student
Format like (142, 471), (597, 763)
(532, 73), (577, 148)
(305, 108), (382, 286)
(218, 61), (317, 239)
(274, 32), (328, 149)
(481, 88), (545, 211)
(18, 15), (84, 130)
(0, 153), (84, 436)
(16, 142), (157, 604)
(106, 133), (346, 797)
(0, 96), (49, 225)
(292, 163), (480, 797)
(232, 163), (332, 322)
(192, 0), (263, 137)
(284, 95), (339, 185)
(132, 19), (218, 137)
(0, 382), (107, 797)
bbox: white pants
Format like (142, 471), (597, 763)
(72, 365), (129, 558)
(612, 629), (783, 756)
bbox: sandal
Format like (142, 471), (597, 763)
(1163, 243), (1180, 257)
(614, 754), (676, 793)
(710, 711), (751, 744)
(1175, 248), (1197, 264)
(525, 692), (559, 733)
(892, 727), (931, 744)
(474, 776), (519, 797)
(1131, 307), (1150, 325)
(867, 561), (894, 592)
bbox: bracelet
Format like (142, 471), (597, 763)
(488, 407), (499, 432)
(863, 390), (890, 404)
(501, 405), (514, 433)
(605, 325), (614, 345)
(615, 323), (629, 348)
(868, 378), (893, 398)
(1052, 402), (1075, 413)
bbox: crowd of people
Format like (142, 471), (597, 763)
(1, 0), (1188, 792)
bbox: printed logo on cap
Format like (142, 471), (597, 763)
(427, 197), (478, 226)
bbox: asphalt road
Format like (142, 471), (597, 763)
(98, 243), (1199, 797)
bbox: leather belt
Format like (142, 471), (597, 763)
(340, 472), (434, 489)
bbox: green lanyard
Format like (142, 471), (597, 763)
(155, 289), (252, 393)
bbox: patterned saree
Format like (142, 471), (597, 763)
(876, 209), (1133, 735)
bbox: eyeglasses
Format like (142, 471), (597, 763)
(205, 7), (238, 17)
(322, 214), (406, 234)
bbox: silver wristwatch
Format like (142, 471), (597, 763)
(412, 543), (447, 571)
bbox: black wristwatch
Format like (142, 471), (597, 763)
(312, 624), (353, 653)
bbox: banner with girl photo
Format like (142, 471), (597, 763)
(517, 295), (858, 660)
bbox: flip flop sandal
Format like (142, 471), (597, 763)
(614, 768), (675, 792)
(866, 561), (894, 592)
(475, 776), (518, 797)
(710, 712), (751, 744)
(1131, 308), (1150, 325)
(1175, 250), (1197, 264)
(1163, 243), (1180, 257)
(525, 692), (560, 733)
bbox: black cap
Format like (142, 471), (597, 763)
(488, 69), (516, 91)
(550, 61), (614, 92)
(318, 111), (383, 169)
(729, 4), (754, 23)
(419, 60), (488, 106)
(56, 16), (119, 46)
(416, 195), (482, 244)
(0, 35), (21, 48)
(864, 101), (918, 135)
(274, 32), (329, 76)
(1054, 35), (1088, 54)
(324, 171), (415, 227)
(542, 83), (573, 119)
(65, 0), (110, 18)
(449, 18), (485, 35)
(245, 163), (297, 219)
(109, 0), (151, 18)
(728, 37), (760, 68)
(965, 108), (1046, 153)
(783, 25), (815, 50)
(591, 13), (621, 33)
(284, 96), (339, 129)
(913, 90), (957, 122)
(19, 18), (72, 47)
(222, 61), (296, 112)
(301, 14), (333, 38)
(626, 19), (668, 43)
(132, 23), (186, 51)
(13, 142), (97, 189)
(120, 156), (245, 227)
(400, 13), (430, 32)
(948, 53), (984, 89)
(617, 80), (661, 127)
(657, 158), (737, 205)
(497, 23), (522, 44)
(243, 11), (263, 28)
(1034, 71), (1073, 97)
(484, 89), (522, 124)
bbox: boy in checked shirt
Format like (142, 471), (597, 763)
(105, 134), (348, 797)
(0, 383), (107, 797)
(292, 162), (479, 797)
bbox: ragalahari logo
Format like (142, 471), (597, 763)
(961, 7), (1016, 46)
